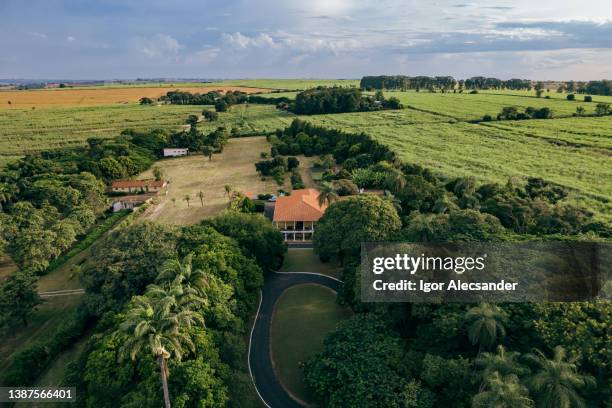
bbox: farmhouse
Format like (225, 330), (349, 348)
(111, 179), (167, 193)
(111, 194), (156, 212)
(163, 148), (189, 157)
(273, 189), (327, 241)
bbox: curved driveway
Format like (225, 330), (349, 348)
(249, 271), (342, 408)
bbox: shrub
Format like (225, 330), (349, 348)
(584, 95), (593, 102)
(203, 109), (219, 121)
(482, 114), (492, 122)
(333, 179), (359, 196)
(566, 94), (575, 101)
(287, 156), (300, 170)
(469, 90), (478, 94)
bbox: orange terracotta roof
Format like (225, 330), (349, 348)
(273, 189), (327, 222)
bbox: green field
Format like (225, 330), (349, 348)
(271, 283), (351, 403)
(384, 91), (602, 121)
(280, 248), (342, 279)
(0, 104), (206, 159)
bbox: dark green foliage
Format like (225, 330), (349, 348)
(582, 80), (611, 96)
(80, 222), (179, 315)
(204, 212), (286, 271)
(292, 86), (402, 115)
(497, 106), (553, 120)
(583, 95), (592, 102)
(304, 314), (409, 407)
(567, 94), (576, 101)
(0, 270), (41, 329)
(313, 195), (401, 262)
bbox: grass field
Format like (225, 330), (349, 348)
(280, 248), (342, 279)
(139, 136), (288, 225)
(0, 85), (271, 109)
(271, 283), (351, 403)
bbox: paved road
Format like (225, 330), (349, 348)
(249, 271), (341, 408)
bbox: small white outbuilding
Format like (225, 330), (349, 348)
(163, 148), (189, 157)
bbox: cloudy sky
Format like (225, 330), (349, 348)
(1, 0), (611, 80)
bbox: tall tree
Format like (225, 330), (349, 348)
(119, 285), (204, 408)
(475, 345), (528, 391)
(472, 372), (534, 408)
(317, 182), (339, 207)
(197, 191), (204, 207)
(0, 270), (42, 327)
(465, 303), (507, 352)
(525, 346), (594, 408)
(184, 194), (191, 208)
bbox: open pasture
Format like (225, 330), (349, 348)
(139, 136), (287, 225)
(0, 85), (271, 109)
(478, 89), (612, 103)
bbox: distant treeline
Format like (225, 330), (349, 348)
(292, 87), (402, 115)
(360, 75), (531, 91)
(360, 76), (612, 95)
(148, 90), (291, 111)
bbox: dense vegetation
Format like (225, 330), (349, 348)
(155, 90), (291, 111)
(292, 87), (401, 114)
(361, 76), (612, 96)
(265, 119), (610, 407)
(361, 75), (532, 91)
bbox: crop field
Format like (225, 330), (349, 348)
(208, 78), (360, 89)
(0, 104), (205, 158)
(384, 91), (599, 121)
(0, 85), (271, 109)
(478, 89), (612, 103)
(483, 116), (612, 150)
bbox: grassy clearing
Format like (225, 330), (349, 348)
(280, 248), (342, 279)
(271, 283), (351, 403)
(0, 85), (270, 109)
(140, 136), (288, 225)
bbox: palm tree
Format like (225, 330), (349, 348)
(317, 182), (338, 207)
(465, 303), (507, 352)
(157, 254), (208, 301)
(197, 191), (204, 207)
(383, 190), (402, 212)
(119, 287), (204, 408)
(525, 346), (594, 408)
(475, 345), (528, 391)
(183, 194), (191, 207)
(224, 185), (232, 198)
(384, 168), (407, 193)
(472, 372), (534, 408)
(0, 182), (16, 212)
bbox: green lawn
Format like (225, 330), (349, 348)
(280, 248), (342, 279)
(271, 284), (351, 403)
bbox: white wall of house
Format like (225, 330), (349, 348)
(163, 148), (188, 157)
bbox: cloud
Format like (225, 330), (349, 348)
(136, 34), (183, 58)
(29, 31), (47, 39)
(66, 36), (76, 42)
